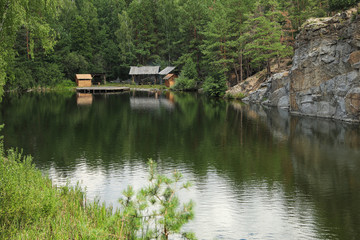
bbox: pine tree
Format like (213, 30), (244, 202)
(243, 11), (292, 76)
(128, 0), (160, 64)
(201, 1), (233, 75)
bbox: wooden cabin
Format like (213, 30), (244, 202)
(159, 66), (176, 87)
(76, 74), (92, 87)
(129, 66), (160, 85)
(164, 74), (177, 88)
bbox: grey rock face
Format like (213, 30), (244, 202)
(246, 12), (360, 122)
(246, 71), (291, 108)
(289, 13), (360, 122)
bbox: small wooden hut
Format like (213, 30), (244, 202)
(159, 66), (176, 87)
(164, 74), (177, 88)
(76, 74), (92, 87)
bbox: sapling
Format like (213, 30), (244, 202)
(117, 159), (196, 240)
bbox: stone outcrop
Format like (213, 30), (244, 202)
(243, 8), (360, 122)
(243, 71), (290, 108)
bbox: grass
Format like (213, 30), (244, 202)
(224, 92), (248, 100)
(0, 146), (195, 239)
(0, 148), (112, 239)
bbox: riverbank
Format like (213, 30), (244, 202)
(20, 82), (170, 94)
(0, 145), (194, 239)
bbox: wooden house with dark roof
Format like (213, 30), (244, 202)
(129, 66), (160, 85)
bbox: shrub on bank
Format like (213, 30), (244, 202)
(172, 75), (197, 91)
(202, 74), (227, 98)
(172, 57), (198, 91)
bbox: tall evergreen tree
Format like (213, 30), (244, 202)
(243, 2), (292, 76)
(201, 1), (232, 75)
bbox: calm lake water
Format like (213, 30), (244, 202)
(1, 91), (360, 239)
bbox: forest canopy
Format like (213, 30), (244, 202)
(0, 0), (358, 93)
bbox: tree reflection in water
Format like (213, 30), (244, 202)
(0, 92), (360, 239)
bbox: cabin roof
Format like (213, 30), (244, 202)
(159, 66), (176, 75)
(163, 74), (174, 80)
(76, 74), (92, 80)
(129, 66), (160, 75)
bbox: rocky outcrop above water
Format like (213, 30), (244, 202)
(244, 71), (291, 109)
(243, 8), (360, 122)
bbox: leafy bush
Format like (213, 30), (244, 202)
(6, 61), (65, 91)
(172, 75), (197, 90)
(54, 79), (76, 91)
(202, 74), (227, 98)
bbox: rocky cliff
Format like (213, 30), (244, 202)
(242, 8), (360, 122)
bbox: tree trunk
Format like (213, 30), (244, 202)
(239, 53), (243, 82)
(26, 28), (30, 59)
(246, 59), (250, 78)
(233, 62), (239, 84)
(267, 59), (271, 76)
(277, 56), (280, 70)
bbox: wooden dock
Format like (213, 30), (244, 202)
(76, 87), (130, 93)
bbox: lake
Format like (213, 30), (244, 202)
(1, 91), (360, 239)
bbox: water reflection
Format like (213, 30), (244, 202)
(0, 92), (360, 239)
(236, 103), (360, 239)
(130, 91), (175, 110)
(76, 93), (93, 106)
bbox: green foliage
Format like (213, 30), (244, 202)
(53, 79), (76, 92)
(329, 0), (360, 11)
(62, 52), (89, 78)
(172, 75), (197, 91)
(117, 159), (195, 239)
(0, 145), (195, 239)
(202, 74), (228, 98)
(201, 1), (233, 73)
(243, 13), (292, 75)
(0, 149), (60, 237)
(0, 0), (352, 95)
(181, 57), (198, 81)
(173, 57), (198, 90)
(70, 15), (92, 58)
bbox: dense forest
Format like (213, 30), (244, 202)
(0, 0), (359, 94)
